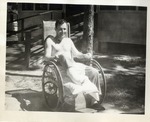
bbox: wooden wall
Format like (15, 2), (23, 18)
(97, 11), (147, 45)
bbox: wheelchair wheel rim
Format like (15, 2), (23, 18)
(90, 59), (107, 104)
(42, 63), (64, 111)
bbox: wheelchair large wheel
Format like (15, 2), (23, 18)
(42, 61), (64, 111)
(90, 59), (107, 104)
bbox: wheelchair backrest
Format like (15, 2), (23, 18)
(43, 20), (70, 42)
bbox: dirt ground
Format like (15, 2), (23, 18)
(5, 44), (145, 113)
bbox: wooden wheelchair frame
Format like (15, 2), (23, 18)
(42, 21), (106, 111)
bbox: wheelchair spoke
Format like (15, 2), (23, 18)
(42, 63), (64, 111)
(44, 82), (57, 95)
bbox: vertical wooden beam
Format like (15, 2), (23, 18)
(63, 4), (66, 19)
(17, 3), (22, 42)
(25, 31), (31, 69)
(21, 19), (24, 42)
(136, 6), (138, 11)
(116, 6), (119, 11)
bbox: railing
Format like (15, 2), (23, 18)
(7, 10), (63, 40)
(7, 10), (84, 69)
(7, 10), (63, 69)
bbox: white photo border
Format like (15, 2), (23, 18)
(0, 0), (150, 122)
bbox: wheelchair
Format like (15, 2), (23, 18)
(42, 59), (106, 111)
(42, 21), (106, 111)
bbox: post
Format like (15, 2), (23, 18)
(82, 5), (94, 55)
(25, 31), (31, 69)
(63, 4), (66, 19)
(21, 19), (24, 41)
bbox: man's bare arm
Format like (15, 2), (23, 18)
(44, 38), (58, 62)
(70, 38), (92, 61)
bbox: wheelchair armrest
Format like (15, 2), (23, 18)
(74, 57), (91, 64)
(43, 59), (58, 65)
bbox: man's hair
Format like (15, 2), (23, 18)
(55, 19), (67, 29)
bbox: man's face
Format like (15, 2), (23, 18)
(55, 23), (67, 39)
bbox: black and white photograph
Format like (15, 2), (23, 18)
(0, 0), (150, 121)
(5, 2), (147, 114)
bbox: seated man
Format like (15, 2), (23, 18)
(44, 19), (104, 110)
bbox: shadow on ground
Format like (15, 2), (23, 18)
(5, 43), (146, 113)
(94, 53), (145, 114)
(6, 89), (50, 111)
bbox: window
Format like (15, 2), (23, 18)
(21, 3), (64, 11)
(119, 6), (136, 10)
(100, 5), (116, 10)
(99, 5), (147, 11)
(138, 7), (147, 11)
(49, 4), (63, 10)
(35, 4), (48, 10)
(22, 3), (34, 10)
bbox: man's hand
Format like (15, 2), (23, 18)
(83, 53), (92, 61)
(86, 53), (92, 59)
(44, 55), (58, 63)
(54, 54), (59, 60)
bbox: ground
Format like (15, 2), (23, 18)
(5, 43), (145, 113)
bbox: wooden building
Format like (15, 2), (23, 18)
(7, 3), (147, 58)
